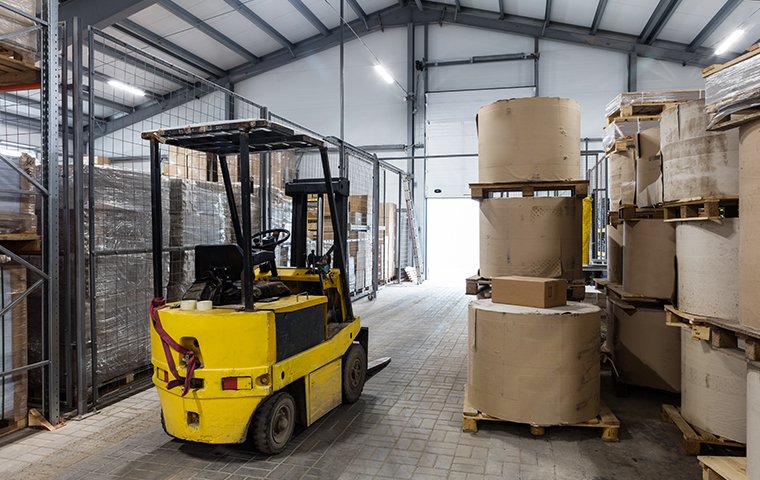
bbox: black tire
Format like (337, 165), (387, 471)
(342, 344), (367, 404)
(252, 392), (296, 454)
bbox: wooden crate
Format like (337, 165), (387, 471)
(663, 196), (739, 223)
(469, 179), (588, 199)
(661, 405), (745, 455)
(698, 456), (747, 480)
(463, 395), (620, 442)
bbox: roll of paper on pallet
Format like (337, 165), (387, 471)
(180, 300), (197, 311)
(466, 299), (600, 425)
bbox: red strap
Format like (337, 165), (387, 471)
(149, 298), (196, 397)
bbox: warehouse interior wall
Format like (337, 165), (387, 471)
(426, 198), (479, 283)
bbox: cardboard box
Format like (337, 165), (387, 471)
(467, 299), (600, 425)
(635, 127), (663, 207)
(491, 276), (567, 308)
(622, 219), (675, 299)
(477, 97), (581, 182)
(608, 150), (636, 207)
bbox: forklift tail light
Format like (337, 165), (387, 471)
(222, 376), (253, 391)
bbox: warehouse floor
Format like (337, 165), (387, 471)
(0, 283), (700, 480)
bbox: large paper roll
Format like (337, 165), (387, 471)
(467, 299), (600, 425)
(661, 100), (739, 203)
(479, 197), (582, 281)
(477, 97), (581, 183)
(747, 364), (760, 479)
(676, 220), (739, 321)
(681, 329), (746, 443)
(739, 120), (760, 330)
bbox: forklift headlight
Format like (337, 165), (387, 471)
(221, 376), (253, 391)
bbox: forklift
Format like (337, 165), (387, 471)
(142, 120), (389, 453)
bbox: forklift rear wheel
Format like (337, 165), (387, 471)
(342, 344), (367, 404)
(252, 392), (296, 454)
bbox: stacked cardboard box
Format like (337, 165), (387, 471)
(163, 145), (211, 181)
(378, 202), (397, 282)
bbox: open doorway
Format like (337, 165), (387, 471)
(426, 198), (479, 284)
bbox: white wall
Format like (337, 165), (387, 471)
(636, 57), (705, 91)
(235, 28), (408, 147)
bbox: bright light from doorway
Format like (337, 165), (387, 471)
(373, 64), (395, 85)
(107, 79), (146, 97)
(714, 29), (744, 55)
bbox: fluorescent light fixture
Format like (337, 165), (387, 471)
(107, 79), (146, 97)
(715, 29), (744, 55)
(374, 64), (394, 84)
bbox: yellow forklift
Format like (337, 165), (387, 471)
(142, 120), (389, 453)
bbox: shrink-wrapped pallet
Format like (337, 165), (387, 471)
(479, 197), (582, 282)
(1, 264), (27, 429)
(681, 329), (746, 443)
(661, 100), (739, 202)
(467, 299), (600, 425)
(676, 220), (739, 321)
(477, 97), (580, 182)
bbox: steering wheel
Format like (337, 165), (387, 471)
(252, 228), (291, 250)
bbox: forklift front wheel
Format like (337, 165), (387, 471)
(252, 392), (296, 454)
(342, 344), (367, 404)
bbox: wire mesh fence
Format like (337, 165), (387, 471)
(53, 26), (413, 405)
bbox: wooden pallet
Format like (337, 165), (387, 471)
(463, 397), (619, 441)
(464, 274), (585, 301)
(698, 456), (747, 480)
(0, 45), (39, 89)
(608, 205), (664, 226)
(703, 43), (760, 78)
(0, 232), (40, 253)
(605, 136), (635, 155)
(664, 305), (760, 361)
(607, 103), (678, 123)
(469, 180), (588, 199)
(606, 114), (662, 126)
(707, 108), (760, 132)
(663, 197), (739, 223)
(602, 282), (670, 306)
(661, 405), (745, 455)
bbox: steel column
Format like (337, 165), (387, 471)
(87, 27), (98, 406)
(371, 156), (380, 298)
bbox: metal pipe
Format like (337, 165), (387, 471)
(86, 26), (98, 406)
(424, 52), (537, 67)
(371, 155), (380, 298)
(72, 16), (87, 417)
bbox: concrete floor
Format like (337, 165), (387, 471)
(0, 283), (701, 480)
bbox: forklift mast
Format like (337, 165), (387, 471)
(285, 177), (349, 268)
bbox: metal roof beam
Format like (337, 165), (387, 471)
(639, 0), (682, 45)
(347, 0), (370, 28)
(222, 0), (295, 52)
(590, 0), (607, 35)
(60, 0), (157, 31)
(687, 0), (742, 52)
(98, 1), (739, 138)
(158, 0), (261, 64)
(541, 0), (552, 36)
(113, 20), (226, 78)
(287, 0), (330, 36)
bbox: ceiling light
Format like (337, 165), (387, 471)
(714, 29), (744, 56)
(107, 79), (146, 97)
(374, 64), (394, 85)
